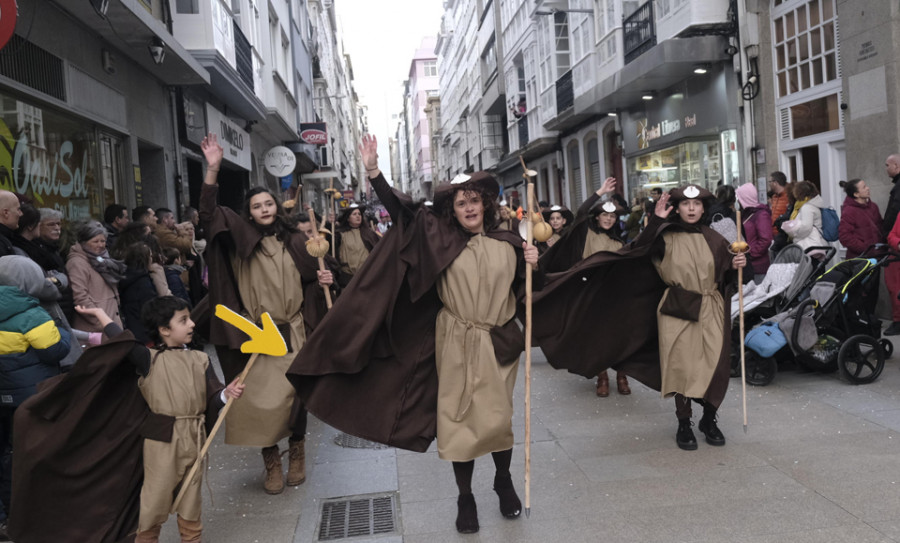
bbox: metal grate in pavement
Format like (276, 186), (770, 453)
(333, 432), (390, 449)
(317, 492), (398, 541)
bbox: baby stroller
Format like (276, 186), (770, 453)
(741, 245), (899, 386)
(731, 245), (836, 385)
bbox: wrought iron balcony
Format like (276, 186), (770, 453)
(233, 20), (254, 92)
(623, 1), (656, 64)
(517, 114), (529, 147)
(555, 70), (573, 114)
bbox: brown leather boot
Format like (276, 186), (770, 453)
(262, 445), (285, 495)
(176, 515), (203, 542)
(287, 438), (306, 486)
(135, 526), (162, 543)
(596, 372), (609, 397)
(616, 372), (631, 395)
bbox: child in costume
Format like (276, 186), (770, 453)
(76, 298), (243, 543)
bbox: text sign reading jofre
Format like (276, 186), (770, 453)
(206, 104), (251, 170)
(299, 123), (328, 145)
(263, 146), (296, 177)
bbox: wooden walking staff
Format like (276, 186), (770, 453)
(732, 209), (751, 433)
(517, 155), (550, 518)
(327, 180), (338, 258)
(170, 305), (288, 513)
(305, 206), (333, 308)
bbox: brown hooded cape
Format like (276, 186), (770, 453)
(286, 173), (537, 452)
(533, 214), (735, 406)
(8, 332), (147, 543)
(539, 192), (626, 273)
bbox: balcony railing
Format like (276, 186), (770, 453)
(233, 20), (254, 92)
(623, 1), (656, 64)
(555, 70), (574, 114)
(517, 114), (529, 147)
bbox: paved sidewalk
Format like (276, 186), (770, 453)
(163, 345), (900, 542)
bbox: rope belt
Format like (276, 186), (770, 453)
(442, 308), (492, 422)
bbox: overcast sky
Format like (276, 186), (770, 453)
(334, 0), (445, 176)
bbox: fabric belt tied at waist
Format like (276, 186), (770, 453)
(660, 284), (720, 322)
(174, 414), (206, 467)
(443, 309), (492, 422)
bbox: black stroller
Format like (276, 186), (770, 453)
(739, 245), (899, 386)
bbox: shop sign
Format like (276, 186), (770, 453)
(299, 123), (327, 145)
(637, 114), (698, 149)
(263, 145), (296, 177)
(0, 92), (97, 219)
(206, 104), (250, 170)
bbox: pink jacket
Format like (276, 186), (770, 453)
(66, 243), (123, 332)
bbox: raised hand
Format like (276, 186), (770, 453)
(200, 132), (224, 169)
(597, 177), (616, 196)
(654, 192), (673, 219)
(358, 134), (379, 171)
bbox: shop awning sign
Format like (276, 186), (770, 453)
(206, 104), (250, 170)
(263, 145), (296, 177)
(300, 123), (327, 145)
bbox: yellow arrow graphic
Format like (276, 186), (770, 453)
(214, 304), (287, 356)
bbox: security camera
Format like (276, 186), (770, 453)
(148, 38), (166, 65)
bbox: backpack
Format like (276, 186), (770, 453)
(820, 207), (839, 242)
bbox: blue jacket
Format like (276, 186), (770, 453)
(0, 285), (71, 407)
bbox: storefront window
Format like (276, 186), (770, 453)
(0, 91), (102, 220)
(626, 139), (721, 202)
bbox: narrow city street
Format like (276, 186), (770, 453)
(161, 342), (900, 543)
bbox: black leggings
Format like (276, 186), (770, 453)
(451, 448), (513, 495)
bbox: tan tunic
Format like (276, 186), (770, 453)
(653, 231), (724, 399)
(339, 228), (369, 277)
(583, 230), (623, 258)
(435, 235), (519, 461)
(228, 236), (305, 446)
(138, 349), (210, 530)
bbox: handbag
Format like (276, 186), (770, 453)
(745, 321), (787, 358)
(709, 212), (737, 243)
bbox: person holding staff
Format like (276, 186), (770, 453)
(198, 133), (335, 495)
(287, 134), (540, 534)
(334, 203), (380, 285)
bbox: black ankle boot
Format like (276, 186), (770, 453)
(698, 406), (726, 446)
(493, 474), (522, 518)
(456, 493), (479, 533)
(676, 418), (698, 450)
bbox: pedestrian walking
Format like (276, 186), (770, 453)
(198, 133), (334, 495)
(287, 134), (540, 534)
(780, 181), (829, 258)
(735, 183), (772, 283)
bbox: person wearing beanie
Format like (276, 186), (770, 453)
(735, 183), (772, 283)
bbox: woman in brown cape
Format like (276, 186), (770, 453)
(532, 184), (745, 451)
(287, 134), (540, 534)
(497, 200), (519, 232)
(539, 178), (632, 396)
(334, 203), (379, 285)
(198, 133), (334, 495)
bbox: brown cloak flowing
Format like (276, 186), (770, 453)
(539, 192), (603, 273)
(286, 174), (537, 452)
(533, 215), (735, 407)
(8, 333), (147, 543)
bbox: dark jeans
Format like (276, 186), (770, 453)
(0, 406), (14, 522)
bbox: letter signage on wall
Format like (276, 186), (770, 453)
(299, 123), (328, 145)
(206, 104), (251, 170)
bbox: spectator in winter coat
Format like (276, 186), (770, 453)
(735, 183), (773, 282)
(0, 282), (71, 525)
(768, 171), (790, 236)
(838, 179), (882, 259)
(782, 181), (829, 258)
(162, 247), (192, 307)
(67, 221), (127, 333)
(117, 242), (159, 345)
(0, 255), (84, 370)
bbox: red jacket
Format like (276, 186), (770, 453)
(742, 205), (772, 275)
(840, 196), (883, 258)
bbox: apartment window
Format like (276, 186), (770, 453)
(554, 12), (571, 77)
(772, 0), (838, 98)
(424, 60), (438, 77)
(176, 0), (200, 14)
(481, 38), (497, 82)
